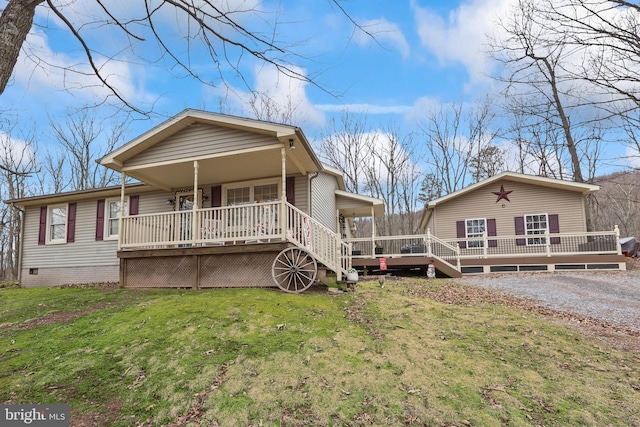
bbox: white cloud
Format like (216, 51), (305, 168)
(0, 131), (36, 171)
(216, 64), (326, 127)
(12, 28), (154, 107)
(624, 146), (640, 168)
(353, 18), (411, 59)
(411, 0), (512, 85)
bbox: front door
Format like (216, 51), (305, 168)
(175, 190), (202, 243)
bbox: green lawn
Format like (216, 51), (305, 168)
(0, 279), (638, 426)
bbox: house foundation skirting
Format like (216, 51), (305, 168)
(459, 254), (626, 275)
(118, 242), (291, 289)
(20, 265), (119, 288)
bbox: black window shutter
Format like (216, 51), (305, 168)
(514, 216), (525, 246)
(67, 203), (77, 243)
(211, 186), (222, 207)
(96, 199), (105, 241)
(38, 206), (47, 245)
(129, 195), (139, 215)
(286, 176), (295, 205)
(456, 220), (467, 249)
(549, 214), (560, 244)
(487, 218), (497, 248)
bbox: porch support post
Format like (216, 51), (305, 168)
(336, 209), (343, 281)
(118, 172), (126, 251)
(371, 206), (376, 259)
(281, 147), (287, 241)
(193, 161), (199, 245)
(615, 225), (621, 255)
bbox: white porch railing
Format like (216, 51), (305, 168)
(444, 227), (621, 259)
(120, 201), (349, 277)
(345, 227), (621, 262)
(345, 231), (460, 269)
(121, 201), (282, 248)
(284, 203), (349, 276)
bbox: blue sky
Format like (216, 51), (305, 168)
(2, 0), (637, 173)
(2, 0), (506, 134)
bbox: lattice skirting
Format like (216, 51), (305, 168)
(122, 250), (282, 289)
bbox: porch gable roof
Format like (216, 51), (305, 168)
(99, 109), (323, 190)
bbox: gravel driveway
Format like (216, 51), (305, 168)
(459, 269), (640, 331)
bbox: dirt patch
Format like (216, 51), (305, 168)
(404, 281), (640, 355)
(56, 282), (120, 291)
(1, 303), (112, 332)
(70, 398), (123, 427)
(344, 298), (384, 340)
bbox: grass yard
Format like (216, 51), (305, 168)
(0, 279), (638, 426)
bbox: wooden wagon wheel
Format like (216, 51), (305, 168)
(272, 247), (318, 293)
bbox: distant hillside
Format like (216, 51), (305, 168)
(591, 169), (640, 237)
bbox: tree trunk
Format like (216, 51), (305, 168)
(0, 0), (44, 95)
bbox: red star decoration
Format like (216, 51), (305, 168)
(492, 184), (513, 203)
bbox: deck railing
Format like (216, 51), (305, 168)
(120, 201), (348, 277)
(345, 228), (621, 262)
(445, 228), (621, 259)
(345, 232), (460, 268)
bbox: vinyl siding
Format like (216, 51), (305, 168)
(125, 125), (279, 167)
(311, 171), (338, 232)
(432, 179), (587, 239)
(293, 175), (309, 214)
(22, 203), (119, 269)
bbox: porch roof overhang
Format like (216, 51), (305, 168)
(335, 190), (384, 218)
(98, 109), (323, 191)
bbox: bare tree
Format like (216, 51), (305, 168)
(489, 0), (625, 230)
(0, 124), (38, 280)
(469, 145), (506, 182)
(0, 0), (369, 113)
(318, 111), (375, 194)
(47, 110), (127, 191)
(489, 0), (589, 182)
(365, 126), (422, 235)
(246, 91), (300, 125)
(418, 98), (499, 195)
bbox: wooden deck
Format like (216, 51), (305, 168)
(352, 256), (462, 278)
(351, 253), (625, 278)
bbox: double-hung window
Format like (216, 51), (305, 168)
(466, 218), (486, 248)
(105, 198), (128, 239)
(48, 204), (67, 243)
(225, 182), (279, 205)
(525, 213), (548, 245)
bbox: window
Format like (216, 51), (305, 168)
(48, 204), (67, 243)
(525, 213), (548, 245)
(106, 198), (128, 239)
(254, 183), (278, 202)
(227, 187), (251, 205)
(225, 182), (279, 205)
(466, 218), (486, 248)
